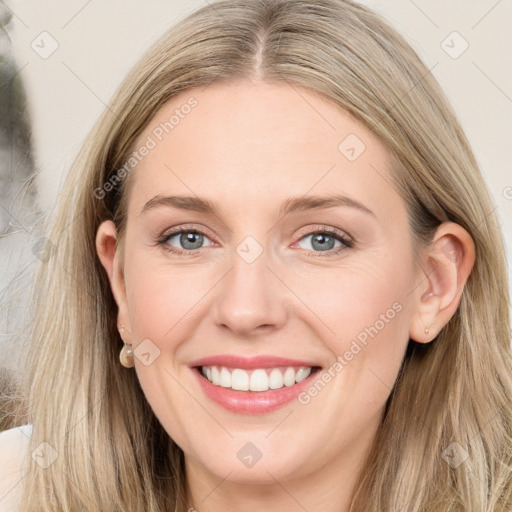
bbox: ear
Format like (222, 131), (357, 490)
(409, 222), (475, 343)
(96, 220), (131, 342)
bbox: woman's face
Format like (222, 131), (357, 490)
(101, 81), (428, 487)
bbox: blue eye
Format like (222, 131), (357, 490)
(296, 231), (352, 256)
(159, 229), (214, 255)
(157, 226), (353, 257)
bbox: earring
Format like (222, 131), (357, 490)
(424, 327), (430, 334)
(119, 324), (134, 368)
(120, 343), (135, 368)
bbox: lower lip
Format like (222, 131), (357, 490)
(192, 367), (320, 415)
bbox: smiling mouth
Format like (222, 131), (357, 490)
(196, 365), (322, 392)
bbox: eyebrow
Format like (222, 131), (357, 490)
(140, 194), (375, 218)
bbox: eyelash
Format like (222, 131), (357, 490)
(157, 225), (354, 258)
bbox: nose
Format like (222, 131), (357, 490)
(211, 245), (290, 338)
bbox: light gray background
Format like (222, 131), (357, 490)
(1, 0), (511, 351)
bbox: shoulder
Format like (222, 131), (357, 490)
(0, 425), (32, 512)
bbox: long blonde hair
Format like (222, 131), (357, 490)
(13, 0), (512, 510)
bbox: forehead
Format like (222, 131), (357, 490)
(126, 81), (401, 219)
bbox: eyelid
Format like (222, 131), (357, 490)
(160, 223), (217, 241)
(295, 224), (353, 241)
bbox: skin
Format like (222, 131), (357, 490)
(96, 81), (475, 512)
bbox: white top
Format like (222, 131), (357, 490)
(0, 425), (32, 512)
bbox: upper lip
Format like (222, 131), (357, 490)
(189, 354), (322, 370)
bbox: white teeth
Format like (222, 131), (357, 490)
(231, 369), (249, 391)
(269, 368), (284, 389)
(211, 366), (220, 385)
(219, 367), (231, 388)
(295, 367), (311, 382)
(200, 365), (313, 392)
(249, 369), (269, 391)
(283, 367), (296, 387)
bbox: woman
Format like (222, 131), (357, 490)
(1, 0), (511, 510)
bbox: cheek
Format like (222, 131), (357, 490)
(304, 255), (411, 343)
(121, 249), (201, 441)
(304, 255), (413, 405)
(126, 276), (170, 337)
(123, 247), (200, 339)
